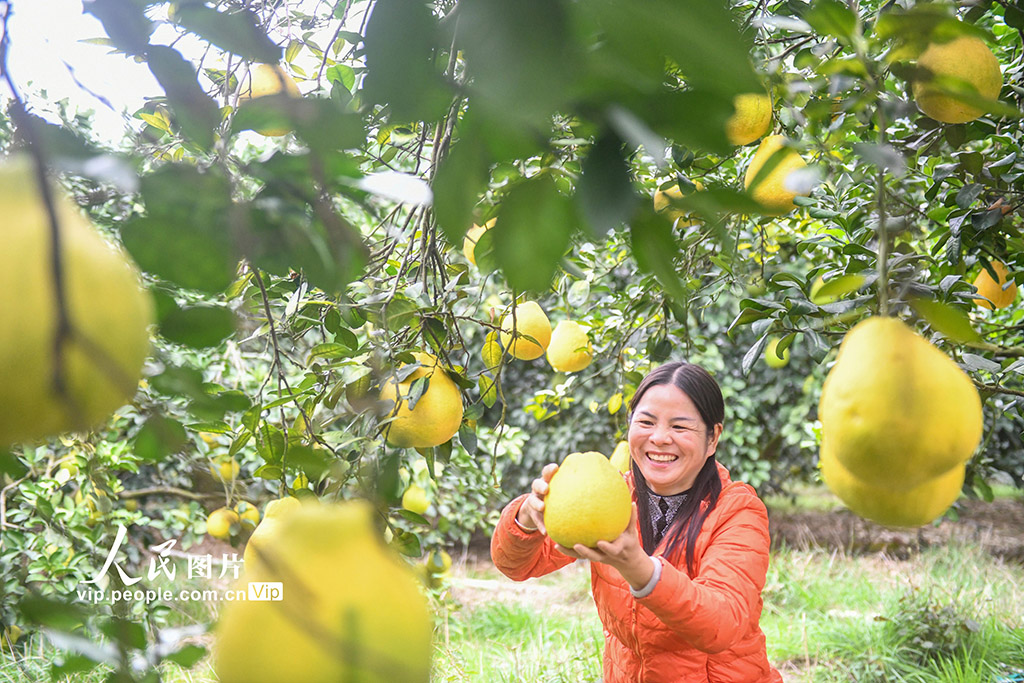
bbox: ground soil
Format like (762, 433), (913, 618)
(767, 496), (1024, 563)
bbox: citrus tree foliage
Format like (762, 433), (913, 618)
(2, 0), (1024, 675)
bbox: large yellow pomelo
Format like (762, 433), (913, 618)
(546, 320), (593, 373)
(240, 63), (302, 136)
(544, 451), (631, 548)
(609, 440), (631, 474)
(912, 36), (1002, 124)
(819, 443), (963, 527)
(0, 156), (153, 447)
(243, 496), (302, 568)
(726, 92), (773, 146)
(972, 260), (1016, 310)
(743, 135), (810, 216)
(499, 301), (551, 361)
(216, 500), (433, 683)
(462, 218), (495, 265)
(379, 352), (463, 448)
(653, 180), (704, 227)
(818, 317), (982, 492)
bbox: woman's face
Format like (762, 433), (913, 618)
(628, 383), (722, 495)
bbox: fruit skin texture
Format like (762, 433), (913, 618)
(544, 451), (632, 548)
(609, 440), (631, 474)
(379, 352), (464, 448)
(912, 36), (1002, 124)
(726, 92), (773, 146)
(243, 496), (302, 568)
(744, 135), (810, 216)
(499, 301), (552, 361)
(207, 507), (240, 540)
(764, 337), (790, 369)
(546, 320), (593, 373)
(462, 218), (495, 265)
(819, 443), (964, 527)
(972, 260), (1017, 310)
(402, 483), (430, 515)
(215, 500), (432, 683)
(0, 157), (153, 448)
(818, 317), (982, 494)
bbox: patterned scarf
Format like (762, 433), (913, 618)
(648, 489), (690, 547)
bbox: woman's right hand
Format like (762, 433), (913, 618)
(515, 463), (558, 534)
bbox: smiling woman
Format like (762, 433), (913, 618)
(491, 361), (783, 683)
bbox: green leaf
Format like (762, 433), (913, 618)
(174, 5), (280, 62)
(459, 425), (478, 455)
(257, 423), (286, 464)
(121, 215), (236, 294)
(84, 0), (153, 56)
(145, 46), (220, 149)
(629, 210), (687, 302)
(134, 416), (188, 463)
(741, 334), (771, 376)
(458, 0), (578, 128)
(577, 132), (638, 237)
(492, 175), (576, 292)
(909, 298), (981, 344)
(158, 305), (236, 349)
(433, 136), (490, 246)
(813, 274), (868, 302)
(644, 89), (733, 154)
(164, 645), (207, 668)
(0, 449), (28, 478)
(362, 0), (450, 122)
(19, 595), (88, 631)
(307, 343), (353, 364)
(802, 0), (858, 43)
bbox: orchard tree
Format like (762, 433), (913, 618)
(1, 0), (1023, 678)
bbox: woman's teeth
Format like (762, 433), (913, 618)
(647, 453), (678, 463)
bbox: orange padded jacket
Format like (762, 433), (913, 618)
(490, 462), (783, 682)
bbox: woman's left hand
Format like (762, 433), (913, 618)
(554, 504), (655, 591)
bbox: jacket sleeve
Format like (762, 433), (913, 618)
(490, 494), (577, 581)
(637, 488), (771, 653)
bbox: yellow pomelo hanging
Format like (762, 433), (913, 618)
(402, 483), (430, 515)
(240, 63), (302, 136)
(462, 218), (495, 265)
(379, 352), (464, 448)
(206, 507), (239, 540)
(818, 317), (982, 492)
(609, 441), (631, 474)
(764, 337), (790, 369)
(0, 156), (153, 448)
(819, 443), (964, 527)
(216, 500), (433, 683)
(499, 301), (552, 361)
(653, 180), (704, 227)
(546, 321), (593, 373)
(726, 92), (773, 146)
(544, 451), (631, 548)
(243, 496), (302, 568)
(912, 36), (1002, 124)
(744, 135), (810, 216)
(972, 260), (1017, 310)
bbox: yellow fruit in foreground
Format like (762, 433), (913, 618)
(820, 444), (964, 527)
(972, 260), (1017, 310)
(764, 337), (790, 369)
(546, 321), (593, 373)
(402, 483), (430, 515)
(653, 181), (704, 227)
(744, 135), (810, 216)
(235, 501), (261, 528)
(912, 36), (1002, 124)
(211, 458), (240, 482)
(726, 92), (773, 146)
(462, 218), (495, 265)
(215, 501), (432, 683)
(818, 317), (982, 493)
(240, 63), (302, 136)
(206, 507), (240, 540)
(499, 301), (552, 361)
(243, 496), (303, 568)
(609, 441), (631, 474)
(0, 156), (153, 448)
(544, 451), (631, 548)
(379, 352), (464, 448)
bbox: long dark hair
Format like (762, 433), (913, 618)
(629, 362), (724, 576)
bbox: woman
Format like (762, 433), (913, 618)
(490, 362), (783, 682)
